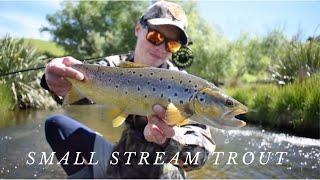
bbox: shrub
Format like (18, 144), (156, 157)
(227, 74), (320, 138)
(270, 34), (320, 84)
(0, 35), (57, 110)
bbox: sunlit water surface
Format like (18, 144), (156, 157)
(0, 106), (319, 178)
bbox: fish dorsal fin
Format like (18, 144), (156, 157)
(118, 61), (150, 68)
(166, 103), (189, 127)
(104, 107), (127, 127)
(63, 86), (86, 106)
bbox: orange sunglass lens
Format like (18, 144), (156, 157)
(147, 31), (164, 45)
(167, 41), (181, 53)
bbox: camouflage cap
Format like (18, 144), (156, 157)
(140, 1), (189, 45)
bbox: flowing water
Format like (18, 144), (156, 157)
(0, 105), (319, 178)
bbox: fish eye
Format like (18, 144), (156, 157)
(225, 99), (234, 107)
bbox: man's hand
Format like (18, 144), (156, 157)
(144, 104), (175, 145)
(45, 56), (84, 97)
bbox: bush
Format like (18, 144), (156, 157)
(227, 74), (320, 138)
(0, 35), (57, 110)
(270, 34), (320, 84)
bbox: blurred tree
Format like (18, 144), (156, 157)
(41, 1), (148, 58)
(181, 1), (231, 85)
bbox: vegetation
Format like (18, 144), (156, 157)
(270, 35), (320, 84)
(0, 35), (57, 110)
(24, 38), (68, 57)
(41, 1), (148, 59)
(227, 74), (320, 138)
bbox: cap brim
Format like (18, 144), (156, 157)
(148, 18), (188, 45)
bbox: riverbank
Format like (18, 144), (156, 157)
(226, 74), (320, 139)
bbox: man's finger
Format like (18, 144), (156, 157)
(64, 67), (84, 80)
(153, 104), (166, 119)
(62, 56), (82, 67)
(148, 116), (174, 138)
(48, 66), (84, 81)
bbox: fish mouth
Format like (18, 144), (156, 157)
(216, 106), (248, 128)
(224, 106), (248, 120)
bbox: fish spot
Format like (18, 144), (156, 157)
(180, 80), (183, 84)
(116, 85), (119, 88)
(127, 80), (130, 83)
(133, 71), (136, 74)
(171, 77), (174, 79)
(167, 85), (171, 89)
(125, 91), (128, 94)
(161, 94), (163, 98)
(109, 78), (112, 82)
(153, 87), (156, 91)
(184, 88), (188, 92)
(150, 72), (153, 76)
(159, 78), (163, 81)
(174, 93), (178, 96)
(202, 92), (205, 95)
(189, 80), (192, 83)
(180, 100), (183, 104)
(144, 95), (147, 98)
(137, 87), (140, 91)
(168, 98), (171, 102)
(195, 85), (198, 88)
(147, 81), (151, 85)
(139, 74), (143, 77)
(200, 98), (204, 102)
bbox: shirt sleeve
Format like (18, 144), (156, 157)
(163, 123), (216, 171)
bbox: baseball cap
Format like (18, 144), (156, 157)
(140, 0), (189, 45)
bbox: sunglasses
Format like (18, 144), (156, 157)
(145, 27), (182, 53)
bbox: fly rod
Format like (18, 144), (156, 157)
(0, 56), (112, 77)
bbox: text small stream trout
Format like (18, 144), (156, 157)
(64, 62), (248, 129)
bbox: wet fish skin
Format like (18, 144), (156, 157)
(64, 63), (248, 129)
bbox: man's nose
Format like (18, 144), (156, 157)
(154, 42), (167, 53)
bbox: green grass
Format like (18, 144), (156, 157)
(1, 35), (58, 110)
(226, 74), (320, 138)
(24, 38), (68, 57)
(0, 84), (14, 112)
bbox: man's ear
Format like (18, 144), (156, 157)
(135, 23), (141, 37)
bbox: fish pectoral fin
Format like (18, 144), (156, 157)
(112, 113), (127, 127)
(177, 118), (190, 126)
(118, 61), (150, 68)
(63, 86), (86, 106)
(166, 103), (189, 127)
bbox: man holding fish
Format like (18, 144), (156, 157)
(41, 1), (247, 178)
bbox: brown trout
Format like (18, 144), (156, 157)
(64, 62), (248, 129)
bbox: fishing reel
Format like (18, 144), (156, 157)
(171, 41), (194, 69)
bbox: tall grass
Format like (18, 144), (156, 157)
(0, 35), (57, 110)
(270, 35), (320, 84)
(227, 74), (320, 138)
